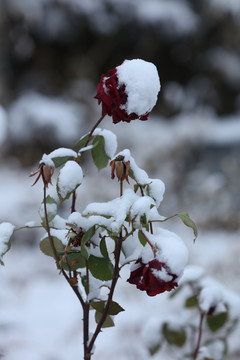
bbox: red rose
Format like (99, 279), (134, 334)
(127, 258), (178, 296)
(95, 67), (149, 124)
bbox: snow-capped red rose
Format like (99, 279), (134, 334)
(127, 258), (178, 296)
(127, 229), (189, 296)
(95, 59), (160, 124)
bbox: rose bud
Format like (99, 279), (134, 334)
(110, 155), (130, 183)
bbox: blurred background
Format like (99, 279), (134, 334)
(0, 0), (240, 359)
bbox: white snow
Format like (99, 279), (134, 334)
(40, 154), (55, 168)
(93, 128), (117, 158)
(0, 222), (15, 256)
(57, 161), (83, 199)
(48, 148), (78, 159)
(116, 59), (160, 116)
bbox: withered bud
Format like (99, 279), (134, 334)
(110, 156), (130, 183)
(29, 162), (54, 188)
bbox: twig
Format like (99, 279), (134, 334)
(193, 312), (205, 360)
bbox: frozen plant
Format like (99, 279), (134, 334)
(0, 59), (197, 360)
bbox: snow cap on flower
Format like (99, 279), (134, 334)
(127, 228), (189, 296)
(95, 59), (161, 124)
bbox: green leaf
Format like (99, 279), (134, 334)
(140, 214), (149, 231)
(81, 226), (96, 259)
(177, 213), (198, 242)
(91, 136), (110, 170)
(52, 156), (72, 168)
(95, 311), (114, 328)
(207, 312), (228, 332)
(88, 255), (114, 281)
(73, 133), (90, 148)
(149, 344), (161, 356)
(91, 300), (124, 315)
(138, 230), (147, 246)
(185, 295), (198, 308)
(59, 251), (86, 270)
(40, 236), (65, 258)
(162, 323), (186, 347)
(100, 237), (109, 258)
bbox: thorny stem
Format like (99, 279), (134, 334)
(193, 312), (205, 360)
(43, 184), (85, 308)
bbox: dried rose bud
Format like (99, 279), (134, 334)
(95, 59), (160, 124)
(110, 155), (130, 183)
(29, 154), (55, 187)
(127, 258), (178, 296)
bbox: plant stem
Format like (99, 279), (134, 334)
(87, 235), (123, 355)
(71, 114), (105, 215)
(43, 184), (85, 308)
(84, 114), (105, 147)
(193, 312), (205, 360)
(85, 177), (124, 357)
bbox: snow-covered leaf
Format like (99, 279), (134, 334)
(91, 135), (110, 170)
(48, 148), (78, 168)
(88, 255), (114, 281)
(39, 195), (57, 227)
(57, 160), (83, 203)
(0, 222), (15, 265)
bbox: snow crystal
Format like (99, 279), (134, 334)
(152, 267), (173, 282)
(0, 222), (15, 256)
(48, 147), (77, 159)
(140, 228), (189, 278)
(117, 59), (160, 116)
(93, 128), (117, 158)
(40, 154), (55, 168)
(57, 161), (83, 199)
(0, 106), (8, 146)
